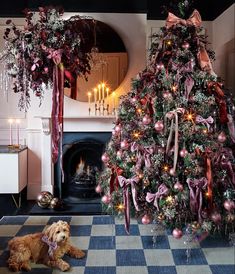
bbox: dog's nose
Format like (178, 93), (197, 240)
(62, 235), (65, 239)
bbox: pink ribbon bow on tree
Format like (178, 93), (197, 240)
(196, 115), (214, 130)
(118, 175), (140, 234)
(146, 183), (169, 210)
(131, 143), (155, 170)
(166, 9), (202, 29)
(187, 177), (208, 223)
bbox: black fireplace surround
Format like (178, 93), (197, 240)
(54, 132), (111, 203)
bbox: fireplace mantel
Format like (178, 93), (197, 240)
(37, 115), (115, 194)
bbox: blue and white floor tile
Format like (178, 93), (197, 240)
(0, 215), (234, 274)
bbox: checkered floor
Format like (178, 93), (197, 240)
(0, 215), (234, 274)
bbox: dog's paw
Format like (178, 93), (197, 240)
(20, 262), (31, 272)
(60, 262), (70, 272)
(8, 263), (20, 272)
(75, 250), (86, 259)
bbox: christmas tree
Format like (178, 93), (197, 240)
(97, 1), (235, 237)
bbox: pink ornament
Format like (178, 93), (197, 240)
(172, 228), (183, 239)
(117, 150), (122, 157)
(163, 91), (172, 100)
(179, 148), (188, 158)
(211, 212), (222, 224)
(101, 195), (111, 205)
(182, 42), (190, 49)
(173, 182), (184, 192)
(120, 140), (129, 149)
(141, 214), (151, 225)
(115, 125), (121, 133)
(95, 185), (102, 193)
(218, 132), (226, 143)
(157, 63), (164, 70)
(154, 121), (164, 132)
(143, 115), (151, 125)
(132, 97), (137, 103)
(223, 200), (235, 211)
(101, 153), (110, 163)
(169, 168), (176, 176)
(44, 67), (48, 73)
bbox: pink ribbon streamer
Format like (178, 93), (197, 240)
(187, 177), (208, 223)
(184, 76), (195, 101)
(227, 114), (235, 143)
(213, 147), (235, 186)
(146, 183), (169, 210)
(196, 115), (214, 130)
(118, 175), (140, 234)
(166, 108), (185, 173)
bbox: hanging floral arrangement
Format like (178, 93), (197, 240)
(1, 6), (94, 109)
(1, 7), (95, 163)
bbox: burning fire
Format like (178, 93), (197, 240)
(76, 158), (85, 175)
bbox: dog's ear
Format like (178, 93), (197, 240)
(43, 222), (57, 241)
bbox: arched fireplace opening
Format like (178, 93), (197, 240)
(62, 140), (103, 202)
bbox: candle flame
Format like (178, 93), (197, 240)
(8, 119), (14, 124)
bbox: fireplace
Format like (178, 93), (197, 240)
(54, 132), (111, 203)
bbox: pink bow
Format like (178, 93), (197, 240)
(47, 49), (62, 65)
(146, 183), (169, 210)
(41, 235), (58, 257)
(131, 142), (155, 170)
(118, 175), (140, 234)
(187, 177), (208, 223)
(196, 115), (214, 130)
(166, 9), (202, 29)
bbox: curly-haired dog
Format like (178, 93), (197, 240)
(8, 220), (85, 272)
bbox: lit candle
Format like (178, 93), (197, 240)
(102, 83), (105, 100)
(94, 88), (97, 104)
(88, 92), (92, 108)
(16, 119), (20, 146)
(8, 119), (14, 146)
(98, 84), (101, 101)
(106, 87), (109, 98)
(112, 91), (116, 110)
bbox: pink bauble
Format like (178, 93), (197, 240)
(218, 132), (226, 143)
(173, 182), (184, 192)
(115, 125), (121, 133)
(117, 150), (122, 157)
(132, 97), (137, 103)
(101, 153), (110, 163)
(163, 91), (172, 100)
(141, 214), (151, 225)
(44, 67), (49, 73)
(120, 140), (129, 149)
(101, 195), (111, 204)
(154, 121), (164, 132)
(143, 115), (151, 125)
(172, 228), (183, 239)
(211, 212), (222, 223)
(95, 185), (102, 193)
(169, 168), (176, 176)
(179, 148), (188, 158)
(223, 200), (235, 211)
(182, 42), (190, 49)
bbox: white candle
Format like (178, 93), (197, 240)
(98, 84), (101, 101)
(94, 88), (97, 104)
(16, 119), (20, 146)
(102, 83), (105, 100)
(106, 87), (109, 98)
(8, 119), (14, 145)
(88, 92), (92, 108)
(112, 92), (116, 110)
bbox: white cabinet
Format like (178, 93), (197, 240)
(0, 147), (27, 194)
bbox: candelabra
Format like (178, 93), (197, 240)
(87, 82), (117, 116)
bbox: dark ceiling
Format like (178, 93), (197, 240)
(0, 0), (234, 21)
